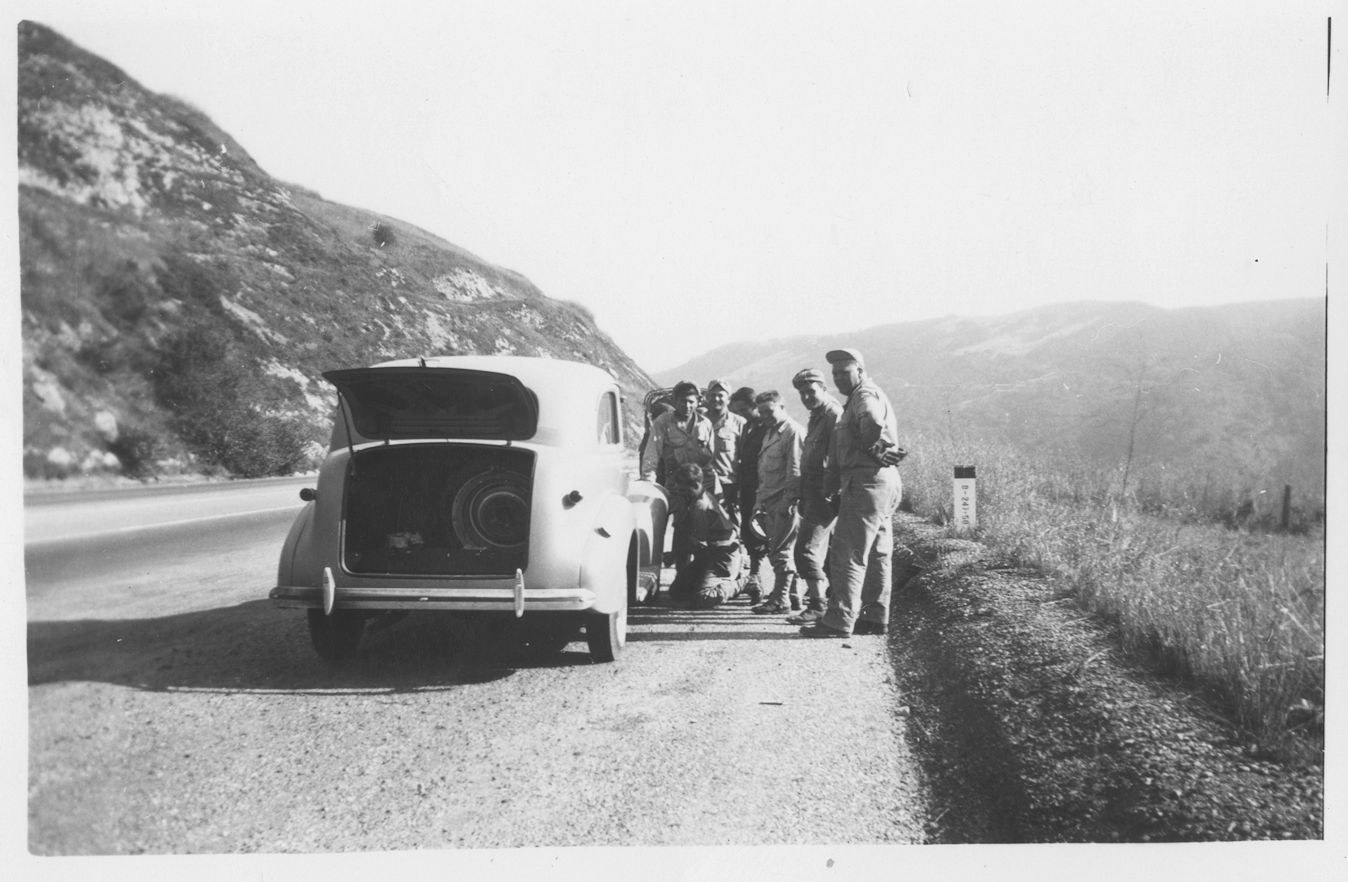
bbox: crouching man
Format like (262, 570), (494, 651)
(666, 463), (745, 610)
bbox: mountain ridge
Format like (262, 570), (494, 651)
(657, 297), (1326, 503)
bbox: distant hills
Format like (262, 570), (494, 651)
(18, 22), (652, 479)
(657, 299), (1326, 503)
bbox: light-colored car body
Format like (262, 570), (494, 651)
(270, 355), (668, 663)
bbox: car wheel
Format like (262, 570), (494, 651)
(585, 604), (626, 663)
(625, 535), (647, 605)
(307, 609), (365, 662)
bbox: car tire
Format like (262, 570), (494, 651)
(585, 605), (626, 663)
(307, 609), (365, 662)
(625, 535), (647, 606)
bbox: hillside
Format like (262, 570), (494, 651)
(18, 21), (653, 480)
(658, 299), (1326, 508)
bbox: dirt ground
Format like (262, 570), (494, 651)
(886, 515), (1323, 843)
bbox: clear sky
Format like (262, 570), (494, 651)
(15, 0), (1341, 372)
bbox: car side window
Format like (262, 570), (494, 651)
(597, 391), (621, 446)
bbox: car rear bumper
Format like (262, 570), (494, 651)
(270, 584), (597, 612)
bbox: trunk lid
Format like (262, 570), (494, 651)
(324, 366), (539, 441)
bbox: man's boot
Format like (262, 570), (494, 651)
(785, 578), (826, 624)
(744, 555), (765, 603)
(752, 568), (792, 614)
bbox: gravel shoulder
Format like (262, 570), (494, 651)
(887, 515), (1324, 843)
(28, 577), (928, 853)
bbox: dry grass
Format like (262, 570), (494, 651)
(900, 433), (1325, 759)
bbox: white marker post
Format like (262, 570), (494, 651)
(953, 466), (977, 531)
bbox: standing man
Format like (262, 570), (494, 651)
(750, 390), (804, 615)
(638, 397), (675, 485)
(729, 386), (769, 601)
(784, 368), (842, 626)
(800, 349), (905, 638)
(641, 380), (715, 579)
(640, 380), (714, 485)
(704, 378), (745, 519)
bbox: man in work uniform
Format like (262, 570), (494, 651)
(784, 367), (842, 626)
(638, 397), (675, 485)
(640, 380), (714, 485)
(750, 390), (804, 615)
(800, 348), (905, 638)
(729, 386), (770, 601)
(703, 378), (745, 521)
(641, 380), (715, 578)
(665, 463), (744, 609)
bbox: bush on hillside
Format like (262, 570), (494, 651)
(152, 316), (316, 478)
(155, 249), (230, 313)
(99, 258), (154, 326)
(371, 221), (396, 249)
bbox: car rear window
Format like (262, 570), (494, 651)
(324, 367), (539, 440)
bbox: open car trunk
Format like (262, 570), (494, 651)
(342, 444), (535, 577)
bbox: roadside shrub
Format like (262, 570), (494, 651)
(106, 423), (161, 479)
(151, 316), (317, 478)
(176, 407), (315, 478)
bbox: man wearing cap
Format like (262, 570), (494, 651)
(641, 381), (715, 580)
(750, 390), (804, 615)
(728, 387), (770, 601)
(800, 348), (906, 638)
(784, 368), (843, 625)
(640, 380), (714, 485)
(704, 379), (745, 520)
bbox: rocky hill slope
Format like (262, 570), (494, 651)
(18, 21), (652, 480)
(658, 298), (1326, 509)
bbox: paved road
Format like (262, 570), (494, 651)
(26, 482), (929, 853)
(25, 476), (311, 621)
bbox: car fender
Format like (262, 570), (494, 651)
(579, 490), (636, 614)
(625, 479), (668, 569)
(277, 501), (317, 587)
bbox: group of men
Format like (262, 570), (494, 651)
(637, 348), (905, 639)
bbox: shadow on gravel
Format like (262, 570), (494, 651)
(628, 631), (799, 642)
(627, 597), (802, 641)
(25, 601), (603, 694)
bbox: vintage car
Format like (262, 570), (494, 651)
(270, 355), (669, 664)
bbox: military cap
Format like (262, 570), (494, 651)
(825, 348), (865, 368)
(706, 378), (731, 394)
(671, 380), (699, 399)
(791, 368), (826, 389)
